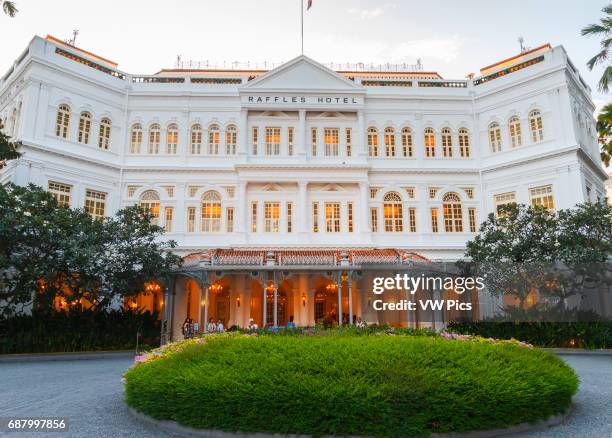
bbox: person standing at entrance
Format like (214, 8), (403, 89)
(287, 315), (296, 329)
(216, 319), (225, 333)
(207, 318), (216, 333)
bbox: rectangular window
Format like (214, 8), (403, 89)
(347, 202), (354, 232)
(529, 185), (554, 210)
(187, 207), (196, 232)
(251, 202), (258, 233)
(346, 128), (352, 157)
(325, 202), (341, 233)
(370, 208), (378, 232)
(251, 126), (258, 155)
(48, 181), (72, 208)
(85, 189), (106, 220)
(265, 127), (281, 155)
(288, 127), (294, 156)
(287, 202), (293, 233)
(264, 202), (280, 232)
(494, 192), (517, 216)
(402, 130), (413, 157)
(311, 128), (318, 156)
(468, 208), (476, 233)
(409, 207), (417, 232)
(167, 130), (178, 155)
(226, 207), (234, 233)
(324, 128), (339, 156)
(164, 207), (173, 232)
(431, 208), (439, 233)
(312, 202), (319, 233)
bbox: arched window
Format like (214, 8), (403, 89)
(441, 127), (452, 157)
(201, 191), (222, 232)
(130, 123), (143, 154)
(401, 127), (413, 157)
(208, 124), (220, 155)
(55, 104), (71, 138)
(529, 109), (544, 142)
(166, 123), (178, 154)
(424, 127), (436, 157)
(367, 127), (379, 157)
(77, 112), (92, 144)
(488, 122), (502, 152)
(443, 192), (463, 232)
(508, 116), (522, 148)
(226, 125), (237, 155)
(98, 118), (112, 150)
(139, 190), (160, 226)
(383, 192), (403, 232)
(384, 127), (396, 157)
(148, 123), (161, 154)
(190, 124), (202, 154)
(458, 128), (470, 157)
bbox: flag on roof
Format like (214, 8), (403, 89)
(307, 0), (313, 10)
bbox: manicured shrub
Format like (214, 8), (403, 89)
(125, 332), (578, 437)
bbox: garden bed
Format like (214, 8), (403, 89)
(124, 330), (578, 437)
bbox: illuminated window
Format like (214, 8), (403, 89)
(85, 189), (106, 220)
(78, 112), (92, 144)
(529, 110), (544, 142)
(405, 187), (415, 199)
(347, 202), (354, 232)
(55, 104), (70, 139)
(441, 127), (452, 157)
(494, 192), (517, 216)
(226, 207), (234, 233)
(226, 125), (237, 155)
(529, 185), (554, 210)
(367, 127), (379, 157)
(384, 127), (396, 157)
(346, 128), (352, 156)
(408, 207), (416, 232)
(324, 128), (340, 156)
(148, 123), (161, 154)
(443, 192), (463, 232)
(264, 202), (281, 233)
(370, 208), (378, 232)
(424, 127), (436, 157)
(190, 124), (202, 154)
(208, 124), (220, 155)
(288, 127), (294, 156)
(201, 191), (222, 232)
(98, 118), (111, 150)
(166, 123), (178, 155)
(48, 181), (71, 207)
(431, 208), (439, 233)
(311, 128), (318, 156)
(459, 128), (470, 157)
(312, 202), (319, 232)
(468, 208), (477, 233)
(140, 190), (160, 226)
(509, 116), (522, 148)
(165, 207), (173, 232)
(251, 202), (258, 232)
(489, 122), (502, 152)
(401, 127), (413, 157)
(325, 202), (341, 233)
(383, 192), (403, 232)
(252, 126), (259, 155)
(187, 207), (196, 232)
(287, 202), (293, 232)
(130, 123), (142, 154)
(265, 127), (281, 155)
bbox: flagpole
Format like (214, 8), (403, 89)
(301, 0), (304, 55)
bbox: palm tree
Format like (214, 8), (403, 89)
(2, 1), (17, 17)
(581, 5), (612, 92)
(597, 103), (612, 166)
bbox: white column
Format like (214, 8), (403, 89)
(175, 182), (186, 234)
(298, 181), (309, 238)
(298, 110), (307, 156)
(359, 182), (370, 235)
(237, 182), (247, 235)
(239, 109), (248, 157)
(348, 274), (353, 325)
(357, 110), (366, 157)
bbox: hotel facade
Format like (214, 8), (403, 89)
(0, 36), (607, 338)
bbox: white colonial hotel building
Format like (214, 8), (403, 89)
(0, 36), (607, 337)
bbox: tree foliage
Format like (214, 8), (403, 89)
(1, 1), (17, 17)
(581, 5), (612, 92)
(0, 183), (182, 316)
(597, 103), (612, 165)
(0, 121), (21, 169)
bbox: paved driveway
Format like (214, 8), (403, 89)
(0, 354), (610, 437)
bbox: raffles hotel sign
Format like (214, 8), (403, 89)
(241, 94), (364, 107)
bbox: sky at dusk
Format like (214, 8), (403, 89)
(1, 0), (610, 110)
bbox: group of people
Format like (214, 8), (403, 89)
(182, 317), (225, 339)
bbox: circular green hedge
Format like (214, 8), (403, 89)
(124, 333), (578, 437)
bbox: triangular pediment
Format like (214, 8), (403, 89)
(321, 184), (346, 192)
(241, 56), (363, 92)
(261, 183), (284, 192)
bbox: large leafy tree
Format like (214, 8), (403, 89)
(597, 103), (612, 165)
(581, 5), (612, 92)
(0, 121), (21, 169)
(1, 1), (17, 17)
(0, 184), (182, 316)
